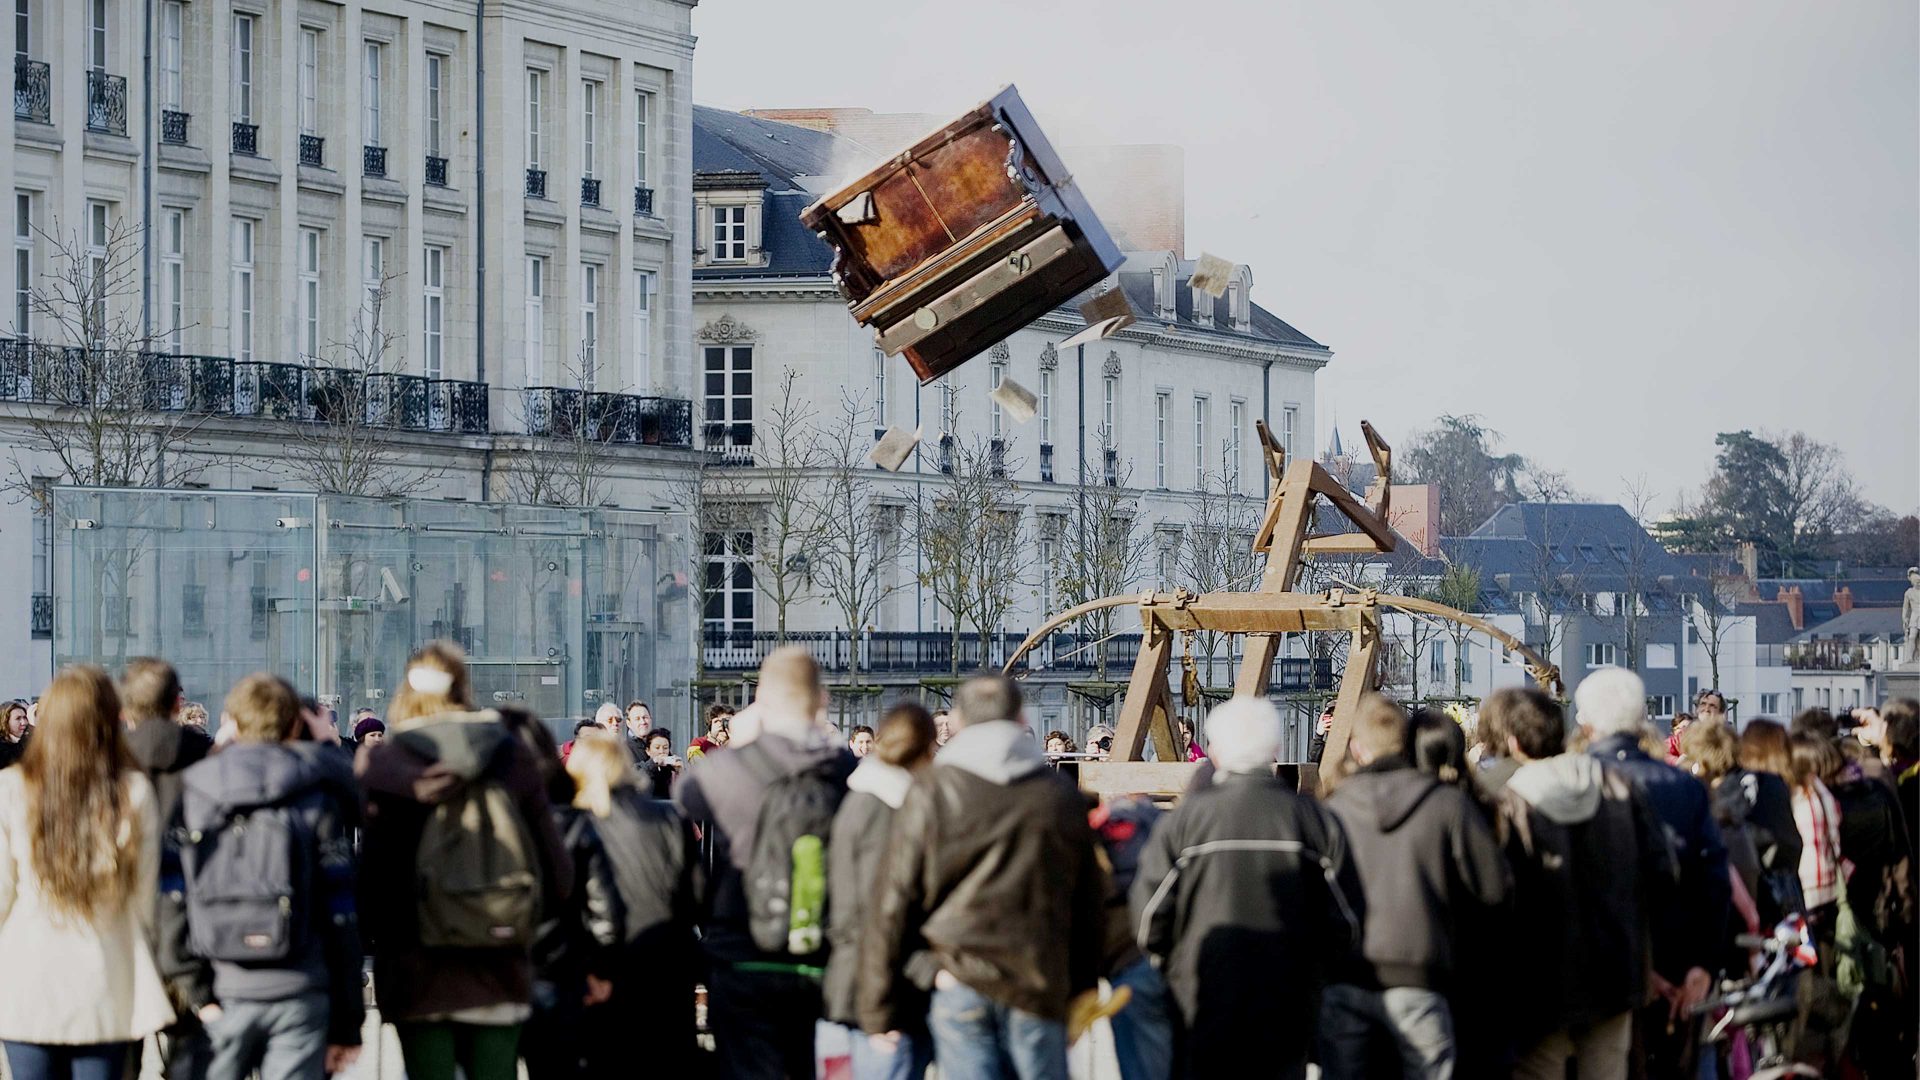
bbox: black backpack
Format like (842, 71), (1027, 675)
(183, 791), (317, 963)
(740, 747), (845, 956)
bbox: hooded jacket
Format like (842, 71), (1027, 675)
(1129, 771), (1360, 1078)
(1590, 733), (1732, 981)
(538, 789), (701, 993)
(672, 729), (855, 965)
(180, 740), (364, 1045)
(126, 716), (214, 1014)
(1325, 757), (1509, 991)
(356, 710), (571, 1023)
(857, 720), (1104, 1029)
(823, 757), (918, 1026)
(1498, 754), (1675, 1042)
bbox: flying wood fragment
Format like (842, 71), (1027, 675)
(990, 377), (1038, 424)
(1189, 252), (1233, 298)
(869, 426), (922, 471)
(1056, 290), (1136, 350)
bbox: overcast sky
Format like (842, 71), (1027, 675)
(693, 0), (1919, 514)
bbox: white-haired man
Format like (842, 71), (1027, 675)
(1577, 667), (1729, 1079)
(1130, 696), (1361, 1079)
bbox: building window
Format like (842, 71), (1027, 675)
(426, 54), (444, 159)
(704, 345), (753, 448)
(711, 205), (747, 262)
(14, 0), (28, 60)
(1430, 642), (1446, 686)
(1584, 642), (1617, 668)
(422, 245), (444, 379)
(581, 80), (599, 179)
(580, 263), (599, 383)
(1647, 694), (1676, 718)
(524, 256), (545, 384)
(160, 2), (183, 109)
(634, 90), (651, 186)
(1154, 392), (1169, 488)
(1281, 404), (1299, 460)
(989, 361), (1005, 438)
(1039, 368), (1053, 445)
(14, 192), (32, 338)
(871, 348), (886, 429)
(631, 269), (653, 390)
(1192, 395), (1209, 488)
(1102, 373), (1118, 441)
(361, 236), (384, 345)
(704, 531), (755, 638)
(298, 29), (318, 137)
(230, 14), (253, 124)
(229, 218), (255, 362)
(297, 228), (320, 360)
(1645, 642), (1676, 669)
(1761, 693), (1780, 714)
(84, 202), (110, 331)
(525, 69), (544, 168)
(1462, 643), (1474, 685)
(87, 0), (106, 72)
(160, 209), (184, 353)
(362, 42), (382, 148)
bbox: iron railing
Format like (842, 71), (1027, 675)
(702, 420), (755, 465)
(524, 388), (694, 448)
(425, 155), (449, 186)
(86, 71), (127, 135)
(231, 121), (259, 156)
(161, 108), (189, 145)
(634, 185), (654, 216)
(580, 177), (601, 207)
(362, 145), (387, 178)
(525, 168), (547, 199)
(299, 133), (325, 167)
(14, 57), (50, 123)
(30, 594), (51, 640)
(0, 339), (490, 436)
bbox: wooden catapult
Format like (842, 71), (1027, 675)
(1005, 419), (1562, 797)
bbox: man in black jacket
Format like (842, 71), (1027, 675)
(1319, 695), (1509, 1080)
(121, 657), (215, 1080)
(1130, 696), (1361, 1080)
(859, 674), (1104, 1080)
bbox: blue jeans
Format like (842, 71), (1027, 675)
(1107, 958), (1173, 1080)
(205, 991), (330, 1080)
(927, 980), (1067, 1080)
(844, 1024), (934, 1080)
(2, 1042), (131, 1080)
(1316, 983), (1455, 1080)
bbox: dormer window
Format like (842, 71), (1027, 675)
(1191, 281), (1213, 327)
(711, 205), (747, 262)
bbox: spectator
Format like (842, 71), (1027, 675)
(1131, 696), (1360, 1079)
(689, 706), (732, 759)
(1319, 696), (1507, 1080)
(1786, 733), (1844, 953)
(1496, 686), (1673, 1080)
(179, 702), (211, 735)
(1086, 724), (1116, 762)
(860, 674), (1103, 1080)
(1176, 719), (1206, 762)
(640, 730), (680, 800)
(1883, 698), (1920, 848)
(1789, 707), (1839, 743)
(1733, 719), (1807, 915)
(559, 718), (599, 763)
(1088, 795), (1173, 1080)
(1309, 703), (1336, 766)
(674, 646), (854, 1079)
(1043, 730), (1075, 756)
(0, 665), (174, 1080)
(1579, 667), (1727, 1076)
(356, 642), (572, 1080)
(352, 715), (386, 748)
(182, 673), (364, 1080)
(1694, 690), (1727, 725)
(624, 701), (652, 744)
(1681, 720), (1771, 923)
(0, 699), (29, 770)
(848, 724), (875, 759)
(1664, 711), (1695, 764)
(120, 658), (215, 1080)
(931, 711), (953, 750)
(1471, 693), (1520, 795)
(824, 702), (938, 1080)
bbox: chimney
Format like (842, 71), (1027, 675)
(1834, 586), (1853, 614)
(1736, 541), (1758, 583)
(1778, 585), (1804, 631)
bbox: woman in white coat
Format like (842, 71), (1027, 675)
(0, 664), (173, 1080)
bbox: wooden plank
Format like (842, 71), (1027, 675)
(1111, 623), (1172, 762)
(1235, 632), (1282, 697)
(1305, 462), (1398, 553)
(1080, 761), (1201, 799)
(1317, 607), (1381, 793)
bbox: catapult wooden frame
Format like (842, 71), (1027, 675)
(1005, 419), (1562, 798)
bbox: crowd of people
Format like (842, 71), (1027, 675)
(0, 645), (1912, 1080)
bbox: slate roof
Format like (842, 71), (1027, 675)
(691, 107), (1330, 354)
(1440, 503), (1703, 615)
(1795, 607), (1906, 643)
(1738, 601), (1802, 645)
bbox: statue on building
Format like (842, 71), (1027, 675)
(1904, 567), (1920, 665)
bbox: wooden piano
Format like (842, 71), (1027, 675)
(800, 86), (1124, 383)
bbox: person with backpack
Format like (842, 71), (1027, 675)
(673, 645), (854, 1079)
(0, 664), (174, 1080)
(356, 642), (572, 1080)
(178, 673), (363, 1080)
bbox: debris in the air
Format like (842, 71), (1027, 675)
(990, 378), (1038, 424)
(836, 191), (877, 226)
(1057, 290), (1136, 349)
(869, 426), (922, 471)
(1189, 252), (1233, 297)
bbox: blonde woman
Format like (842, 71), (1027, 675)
(356, 642), (570, 1080)
(0, 665), (173, 1080)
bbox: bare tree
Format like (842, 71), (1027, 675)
(1684, 573), (1747, 693)
(500, 349), (623, 508)
(1432, 563), (1483, 697)
(1519, 471), (1586, 678)
(1612, 476), (1665, 673)
(810, 392), (906, 686)
(1173, 448), (1264, 689)
(915, 421), (1032, 675)
(282, 271), (438, 497)
(745, 368), (822, 643)
(1051, 428), (1152, 682)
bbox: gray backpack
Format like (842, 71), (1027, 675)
(183, 792), (316, 963)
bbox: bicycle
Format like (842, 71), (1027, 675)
(1689, 914), (1825, 1079)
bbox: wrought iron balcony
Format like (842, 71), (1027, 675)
(525, 388), (693, 448)
(231, 121), (259, 156)
(425, 155), (449, 187)
(580, 177), (601, 207)
(362, 145), (387, 178)
(86, 71), (127, 135)
(1039, 442), (1054, 482)
(30, 594), (51, 640)
(701, 420), (755, 465)
(634, 185), (654, 216)
(299, 133), (325, 167)
(161, 109), (189, 145)
(700, 629), (1132, 676)
(1103, 447), (1119, 486)
(14, 56), (50, 123)
(525, 168), (547, 199)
